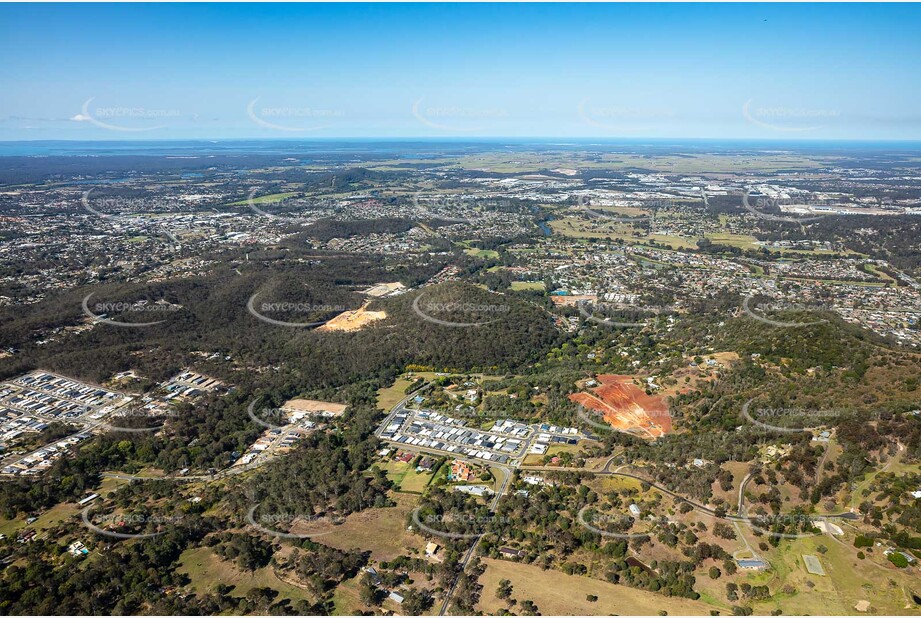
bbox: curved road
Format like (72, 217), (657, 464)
(107, 378), (855, 614)
(521, 461), (855, 523)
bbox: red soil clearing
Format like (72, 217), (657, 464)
(570, 374), (671, 439)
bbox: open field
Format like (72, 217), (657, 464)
(380, 459), (436, 494)
(476, 557), (719, 615)
(578, 204), (650, 217)
(305, 492), (425, 562)
(379, 459), (412, 486)
(740, 534), (919, 615)
(399, 466), (436, 493)
(176, 546), (314, 603)
(332, 575), (373, 615)
(549, 218), (700, 249)
(227, 191), (298, 206)
(510, 281), (545, 291)
(707, 230), (857, 255)
(282, 398), (347, 415)
(548, 217), (863, 257)
(706, 231), (761, 248)
(0, 475), (128, 536)
(464, 247), (500, 259)
(0, 501), (85, 537)
(0, 517), (18, 536)
(376, 376), (419, 411)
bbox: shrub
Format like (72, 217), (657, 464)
(854, 535), (873, 548)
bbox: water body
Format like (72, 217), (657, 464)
(4, 138), (920, 158)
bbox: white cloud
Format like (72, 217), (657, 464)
(70, 113), (91, 122)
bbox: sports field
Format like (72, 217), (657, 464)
(510, 281), (545, 291)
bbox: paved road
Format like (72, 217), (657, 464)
(437, 463), (511, 616)
(0, 416), (131, 478)
(375, 383), (430, 438)
(376, 379), (586, 470)
(738, 471), (755, 515)
(102, 458), (271, 483)
(520, 463), (855, 523)
(731, 519), (760, 562)
(375, 380), (517, 616)
(102, 377), (853, 607)
(604, 468), (859, 521)
(432, 449), (860, 614)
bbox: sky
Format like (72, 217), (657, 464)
(1, 2), (920, 141)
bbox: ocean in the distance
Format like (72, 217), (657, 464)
(1, 138), (920, 158)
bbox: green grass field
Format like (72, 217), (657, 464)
(376, 376), (417, 411)
(464, 247), (500, 259)
(692, 530), (921, 615)
(379, 460), (412, 486)
(401, 467), (437, 493)
(705, 231), (761, 248)
(510, 281), (545, 291)
(548, 218), (701, 249)
(379, 459), (436, 494)
(227, 192), (298, 206)
(0, 517), (20, 536)
(549, 217), (863, 257)
(521, 443), (584, 466)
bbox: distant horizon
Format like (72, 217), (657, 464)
(5, 136), (921, 144)
(5, 136), (921, 149)
(3, 3), (920, 141)
(5, 136), (921, 159)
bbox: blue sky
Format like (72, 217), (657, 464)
(1, 3), (919, 141)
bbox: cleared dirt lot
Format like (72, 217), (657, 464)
(570, 374), (671, 438)
(319, 304), (387, 332)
